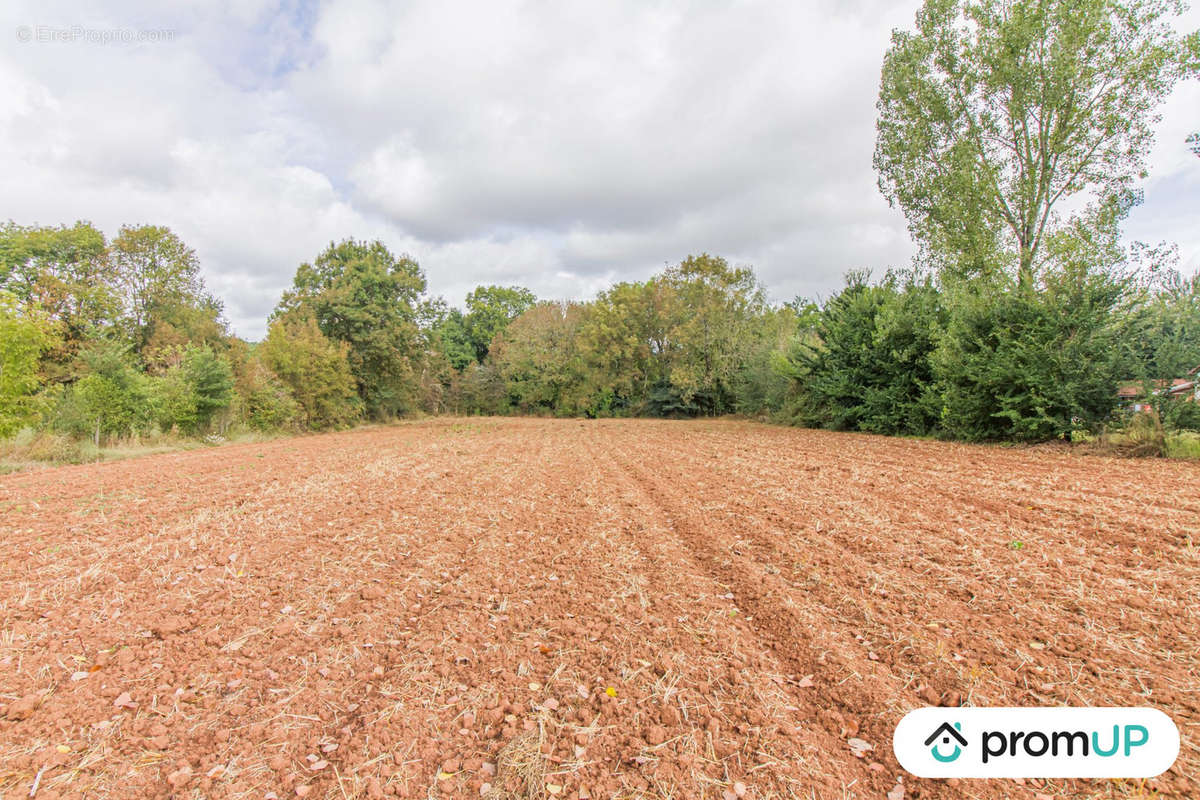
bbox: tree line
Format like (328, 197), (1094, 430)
(3, 224), (1198, 445)
(2, 0), (1198, 448)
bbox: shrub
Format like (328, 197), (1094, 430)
(55, 342), (153, 443)
(0, 429), (90, 465)
(236, 359), (300, 432)
(784, 272), (943, 435)
(261, 317), (360, 429)
(150, 369), (199, 433)
(1097, 412), (1167, 458)
(25, 431), (89, 463)
(0, 291), (57, 436)
(181, 346), (233, 430)
(934, 267), (1130, 442)
(1163, 398), (1200, 432)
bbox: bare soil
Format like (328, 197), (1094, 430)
(0, 418), (1196, 800)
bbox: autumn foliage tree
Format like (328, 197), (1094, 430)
(277, 240), (426, 418)
(261, 317), (361, 430)
(489, 302), (588, 414)
(0, 291), (58, 435)
(0, 221), (119, 381)
(463, 285), (538, 363)
(110, 225), (221, 353)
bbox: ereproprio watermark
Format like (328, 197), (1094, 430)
(15, 25), (175, 45)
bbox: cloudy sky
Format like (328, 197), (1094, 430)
(2, 1), (1198, 339)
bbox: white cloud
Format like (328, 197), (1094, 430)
(0, 0), (1196, 338)
(1126, 79), (1200, 277)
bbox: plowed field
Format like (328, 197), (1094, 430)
(1, 418), (1197, 800)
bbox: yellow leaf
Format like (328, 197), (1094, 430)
(605, 686), (617, 697)
(56, 744), (71, 753)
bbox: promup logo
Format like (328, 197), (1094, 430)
(925, 721), (966, 762)
(894, 707), (1179, 778)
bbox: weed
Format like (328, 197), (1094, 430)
(1165, 432), (1200, 459)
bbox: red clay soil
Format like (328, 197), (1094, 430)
(0, 418), (1197, 800)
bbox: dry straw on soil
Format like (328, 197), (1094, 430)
(0, 418), (1197, 799)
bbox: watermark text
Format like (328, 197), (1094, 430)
(15, 25), (176, 45)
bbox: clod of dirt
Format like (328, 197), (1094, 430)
(847, 738), (873, 758)
(113, 691), (137, 709)
(644, 725), (667, 745)
(6, 693), (41, 721)
(2, 419), (1198, 798)
(153, 616), (190, 637)
(167, 765), (193, 787)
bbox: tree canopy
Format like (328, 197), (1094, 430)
(2, 2), (1198, 453)
(463, 285), (538, 363)
(111, 225), (215, 350)
(0, 291), (57, 435)
(875, 0), (1200, 286)
(276, 239), (427, 418)
(0, 221), (119, 379)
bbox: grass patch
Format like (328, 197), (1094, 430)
(1093, 414), (1167, 458)
(1166, 431), (1200, 460)
(0, 428), (284, 473)
(1082, 416), (1200, 461)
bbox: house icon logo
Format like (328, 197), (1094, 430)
(924, 721), (967, 762)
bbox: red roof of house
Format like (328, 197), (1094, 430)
(1117, 371), (1199, 399)
(1117, 381), (1169, 398)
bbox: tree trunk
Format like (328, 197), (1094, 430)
(1017, 247), (1035, 291)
